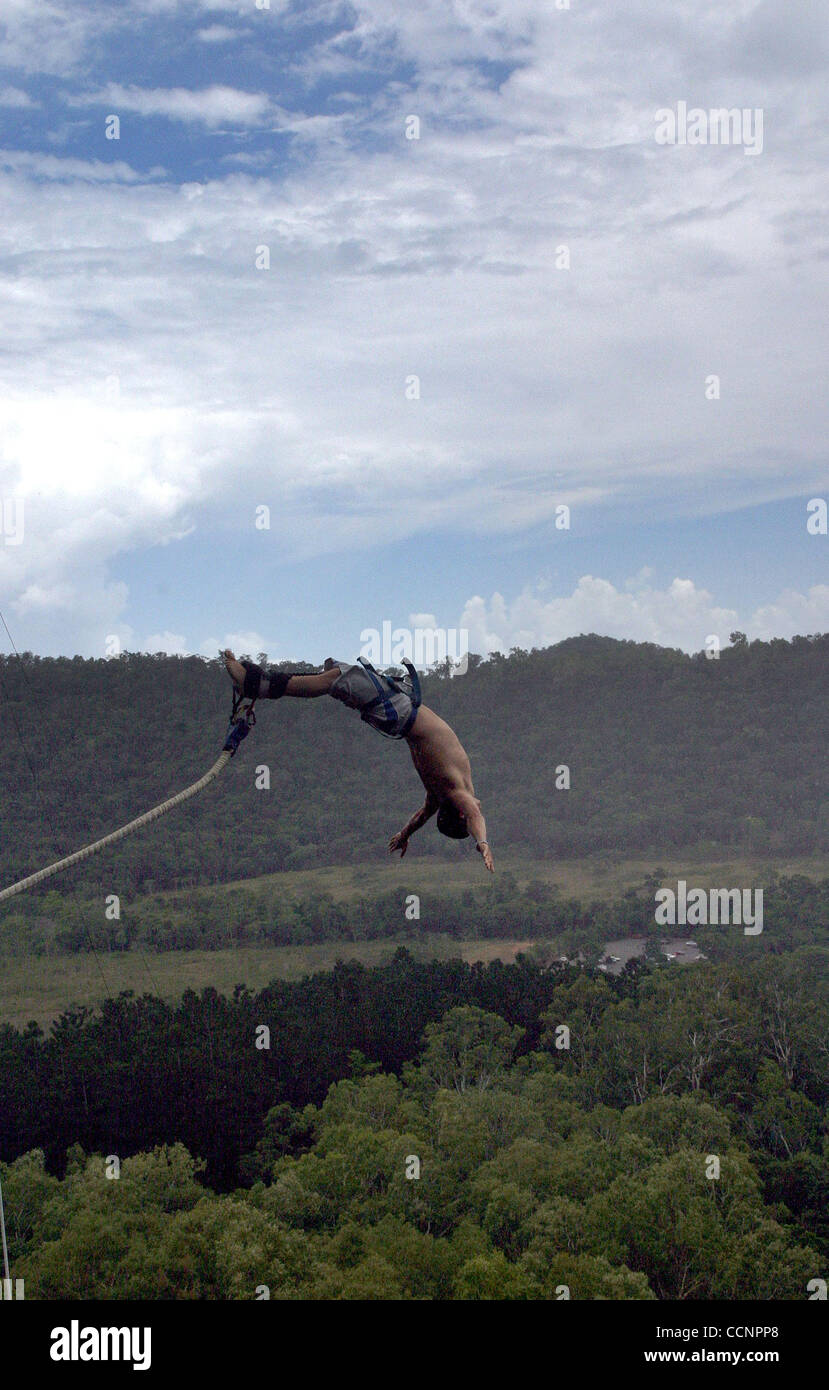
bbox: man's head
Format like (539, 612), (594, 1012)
(436, 801), (470, 840)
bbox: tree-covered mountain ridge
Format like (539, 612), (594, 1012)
(1, 632), (826, 895)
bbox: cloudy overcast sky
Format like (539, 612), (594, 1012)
(0, 0), (826, 664)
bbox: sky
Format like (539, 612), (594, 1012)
(0, 0), (827, 665)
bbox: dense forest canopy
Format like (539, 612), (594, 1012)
(1, 633), (827, 896)
(1, 951), (826, 1300)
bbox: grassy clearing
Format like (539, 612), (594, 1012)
(151, 850), (828, 906)
(1, 851), (824, 1030)
(0, 935), (535, 1030)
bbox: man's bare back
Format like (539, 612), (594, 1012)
(406, 703), (472, 800)
(394, 703), (494, 870)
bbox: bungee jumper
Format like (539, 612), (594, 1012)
(0, 646), (491, 904)
(223, 649), (494, 872)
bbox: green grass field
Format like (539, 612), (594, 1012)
(1, 851), (825, 1029)
(0, 935), (536, 1029)
(149, 848), (829, 906)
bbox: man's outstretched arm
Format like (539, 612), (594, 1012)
(446, 790), (494, 872)
(389, 794), (439, 857)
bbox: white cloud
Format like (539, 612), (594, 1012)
(0, 0), (109, 74)
(0, 0), (270, 74)
(460, 576), (730, 656)
(0, 150), (165, 182)
(198, 632), (278, 660)
(0, 85), (37, 108)
(458, 576), (829, 656)
(87, 83), (272, 127)
(143, 630), (189, 654)
(0, 112), (824, 654)
(750, 585), (829, 639)
(196, 26), (240, 44)
(0, 0), (827, 656)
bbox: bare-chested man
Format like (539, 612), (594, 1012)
(223, 650), (494, 872)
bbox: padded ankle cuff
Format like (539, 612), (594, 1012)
(241, 660), (262, 700)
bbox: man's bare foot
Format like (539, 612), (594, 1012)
(222, 649), (247, 694)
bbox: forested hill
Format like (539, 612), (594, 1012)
(0, 633), (826, 895)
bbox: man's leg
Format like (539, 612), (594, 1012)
(283, 669), (341, 698)
(223, 650), (340, 699)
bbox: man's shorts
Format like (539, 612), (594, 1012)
(327, 660), (416, 738)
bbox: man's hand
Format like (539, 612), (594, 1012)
(389, 830), (409, 858)
(389, 797), (437, 857)
(477, 840), (494, 873)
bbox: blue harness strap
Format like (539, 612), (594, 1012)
(225, 664), (257, 756)
(358, 658), (399, 730)
(394, 660), (422, 737)
(357, 657), (422, 738)
(223, 716), (252, 756)
(402, 659), (422, 709)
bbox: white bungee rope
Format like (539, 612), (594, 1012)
(0, 697), (256, 904)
